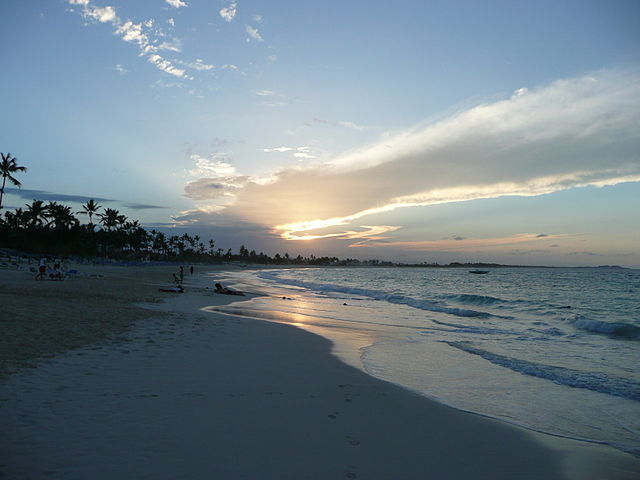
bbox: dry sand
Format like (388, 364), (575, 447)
(0, 264), (175, 379)
(0, 264), (638, 479)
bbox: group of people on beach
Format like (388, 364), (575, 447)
(34, 256), (63, 281)
(156, 264), (244, 296)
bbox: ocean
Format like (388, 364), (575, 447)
(206, 266), (640, 454)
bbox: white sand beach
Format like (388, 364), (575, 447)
(1, 265), (638, 479)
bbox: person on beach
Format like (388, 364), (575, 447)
(49, 264), (63, 281)
(160, 285), (184, 293)
(214, 283), (245, 296)
(179, 266), (184, 282)
(190, 265), (194, 275)
(35, 256), (47, 280)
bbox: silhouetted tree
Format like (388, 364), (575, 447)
(78, 199), (102, 226)
(0, 153), (27, 209)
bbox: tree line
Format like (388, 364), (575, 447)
(0, 152), (374, 265)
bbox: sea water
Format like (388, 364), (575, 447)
(207, 266), (640, 454)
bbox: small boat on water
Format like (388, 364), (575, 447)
(469, 270), (489, 274)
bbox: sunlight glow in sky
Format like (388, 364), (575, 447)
(1, 0), (639, 265)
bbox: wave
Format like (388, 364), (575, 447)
(258, 271), (499, 320)
(445, 341), (640, 402)
(444, 293), (505, 306)
(427, 319), (516, 335)
(564, 315), (640, 340)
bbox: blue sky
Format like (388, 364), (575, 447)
(1, 0), (639, 266)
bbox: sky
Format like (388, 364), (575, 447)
(1, 0), (639, 266)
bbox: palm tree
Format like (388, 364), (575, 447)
(0, 153), (27, 209)
(98, 208), (125, 231)
(78, 199), (102, 225)
(25, 199), (47, 228)
(45, 202), (79, 229)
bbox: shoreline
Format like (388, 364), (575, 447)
(1, 265), (638, 479)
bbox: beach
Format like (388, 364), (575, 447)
(1, 265), (638, 479)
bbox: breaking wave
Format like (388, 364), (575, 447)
(564, 315), (640, 340)
(258, 271), (499, 319)
(445, 341), (640, 402)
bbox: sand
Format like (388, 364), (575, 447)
(0, 263), (175, 379)
(0, 264), (638, 479)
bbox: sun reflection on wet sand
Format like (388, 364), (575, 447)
(203, 295), (398, 370)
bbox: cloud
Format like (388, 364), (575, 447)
(165, 0), (187, 8)
(68, 1), (194, 80)
(183, 177), (250, 200)
(310, 117), (372, 131)
(245, 25), (263, 42)
(179, 70), (640, 246)
(148, 54), (189, 79)
(84, 5), (117, 23)
(282, 225), (401, 242)
(113, 64), (128, 74)
(124, 203), (167, 210)
(263, 147), (294, 153)
(219, 2), (237, 22)
(116, 20), (149, 49)
(351, 233), (560, 251)
(167, 18), (175, 27)
(262, 146), (316, 159)
(187, 154), (237, 177)
(177, 58), (215, 71)
(158, 39), (182, 53)
(4, 187), (114, 204)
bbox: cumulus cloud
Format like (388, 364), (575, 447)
(67, 1), (199, 80)
(116, 20), (148, 46)
(180, 70), (640, 245)
(263, 147), (294, 153)
(262, 146), (316, 160)
(148, 54), (188, 79)
(189, 59), (215, 71)
(165, 0), (187, 8)
(113, 64), (128, 74)
(245, 25), (263, 42)
(158, 39), (182, 52)
(84, 5), (117, 23)
(187, 154), (237, 177)
(219, 2), (237, 22)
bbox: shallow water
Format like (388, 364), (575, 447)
(209, 266), (640, 454)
